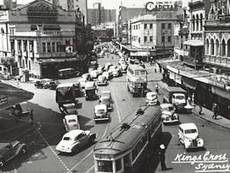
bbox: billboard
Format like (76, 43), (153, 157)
(145, 1), (178, 11)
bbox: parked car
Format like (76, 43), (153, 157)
(43, 80), (59, 90)
(160, 103), (179, 124)
(63, 114), (80, 132)
(89, 70), (100, 79)
(104, 63), (112, 71)
(84, 81), (98, 100)
(178, 123), (204, 150)
(97, 75), (108, 86)
(94, 104), (109, 122)
(146, 92), (158, 106)
(34, 78), (53, 89)
(56, 129), (96, 153)
(99, 91), (113, 111)
(112, 68), (122, 77)
(0, 141), (27, 167)
(79, 73), (91, 89)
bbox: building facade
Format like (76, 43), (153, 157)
(204, 0), (230, 74)
(183, 0), (211, 69)
(0, 0), (85, 78)
(127, 11), (177, 59)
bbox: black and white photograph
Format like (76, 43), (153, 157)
(0, 0), (230, 172)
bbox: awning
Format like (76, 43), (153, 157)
(38, 57), (84, 64)
(0, 82), (34, 110)
(184, 40), (204, 47)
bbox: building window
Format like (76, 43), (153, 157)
(42, 42), (46, 53)
(168, 36), (171, 43)
(150, 36), (153, 42)
(144, 24), (147, 29)
(47, 42), (51, 52)
(57, 42), (61, 52)
(162, 36), (165, 43)
(162, 23), (165, 29)
(144, 36), (147, 42)
(52, 42), (56, 52)
(150, 24), (153, 29)
(29, 41), (34, 52)
(168, 23), (171, 29)
(23, 40), (27, 52)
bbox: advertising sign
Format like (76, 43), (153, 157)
(146, 1), (177, 11)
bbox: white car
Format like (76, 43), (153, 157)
(102, 71), (113, 80)
(97, 75), (108, 86)
(146, 92), (158, 106)
(63, 114), (80, 132)
(99, 91), (113, 111)
(112, 68), (121, 77)
(161, 103), (179, 124)
(94, 104), (109, 122)
(178, 123), (204, 150)
(56, 129), (96, 153)
(89, 70), (100, 79)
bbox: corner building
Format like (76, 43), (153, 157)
(0, 0), (84, 78)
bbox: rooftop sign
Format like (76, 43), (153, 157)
(145, 1), (177, 11)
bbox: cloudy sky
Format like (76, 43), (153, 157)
(15, 0), (190, 9)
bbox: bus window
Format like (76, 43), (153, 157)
(97, 160), (113, 172)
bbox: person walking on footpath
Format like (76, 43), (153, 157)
(198, 102), (203, 115)
(158, 144), (167, 171)
(212, 103), (218, 120)
(155, 83), (159, 94)
(29, 109), (34, 123)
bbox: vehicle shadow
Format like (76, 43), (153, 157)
(78, 115), (94, 131)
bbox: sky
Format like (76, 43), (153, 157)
(15, 0), (190, 9)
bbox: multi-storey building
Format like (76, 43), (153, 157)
(88, 3), (116, 26)
(0, 0), (84, 78)
(183, 0), (211, 69)
(204, 0), (230, 74)
(127, 11), (177, 59)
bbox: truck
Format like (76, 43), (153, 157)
(162, 86), (187, 112)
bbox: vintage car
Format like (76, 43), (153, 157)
(63, 114), (80, 132)
(99, 91), (113, 111)
(79, 73), (91, 89)
(102, 71), (113, 80)
(0, 141), (27, 167)
(34, 78), (54, 89)
(160, 103), (179, 124)
(89, 70), (100, 79)
(84, 81), (98, 100)
(112, 68), (122, 77)
(146, 91), (158, 106)
(97, 75), (108, 86)
(94, 104), (109, 122)
(178, 123), (204, 150)
(43, 80), (59, 90)
(104, 63), (112, 71)
(56, 129), (96, 153)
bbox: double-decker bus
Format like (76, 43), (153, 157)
(93, 106), (162, 173)
(126, 65), (148, 97)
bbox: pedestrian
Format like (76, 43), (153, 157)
(212, 103), (218, 120)
(198, 102), (203, 115)
(158, 144), (167, 171)
(14, 103), (23, 119)
(155, 83), (159, 94)
(29, 109), (34, 123)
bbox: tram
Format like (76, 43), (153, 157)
(93, 106), (162, 173)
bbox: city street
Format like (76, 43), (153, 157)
(1, 53), (230, 173)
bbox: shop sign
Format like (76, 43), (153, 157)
(145, 1), (177, 11)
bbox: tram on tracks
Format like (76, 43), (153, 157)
(93, 105), (162, 173)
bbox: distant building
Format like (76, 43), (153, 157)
(88, 3), (116, 26)
(45, 0), (88, 25)
(126, 12), (177, 60)
(92, 22), (115, 42)
(0, 0), (16, 9)
(0, 0), (85, 78)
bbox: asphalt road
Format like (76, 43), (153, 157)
(1, 52), (230, 173)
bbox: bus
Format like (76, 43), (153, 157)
(126, 65), (148, 97)
(93, 106), (162, 173)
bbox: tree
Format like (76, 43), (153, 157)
(1, 57), (16, 75)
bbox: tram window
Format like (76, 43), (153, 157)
(97, 160), (113, 172)
(124, 154), (131, 167)
(116, 159), (122, 171)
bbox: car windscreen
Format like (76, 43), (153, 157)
(68, 119), (77, 123)
(175, 95), (185, 99)
(63, 137), (71, 141)
(56, 87), (73, 103)
(185, 129), (197, 134)
(97, 109), (105, 113)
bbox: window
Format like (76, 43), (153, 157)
(29, 41), (34, 52)
(97, 160), (113, 172)
(144, 36), (147, 42)
(150, 36), (153, 42)
(47, 42), (51, 52)
(162, 36), (165, 43)
(57, 42), (61, 52)
(162, 23), (165, 29)
(150, 23), (153, 29)
(168, 36), (171, 43)
(52, 42), (55, 52)
(168, 23), (172, 29)
(42, 42), (46, 53)
(23, 40), (27, 52)
(144, 24), (147, 29)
